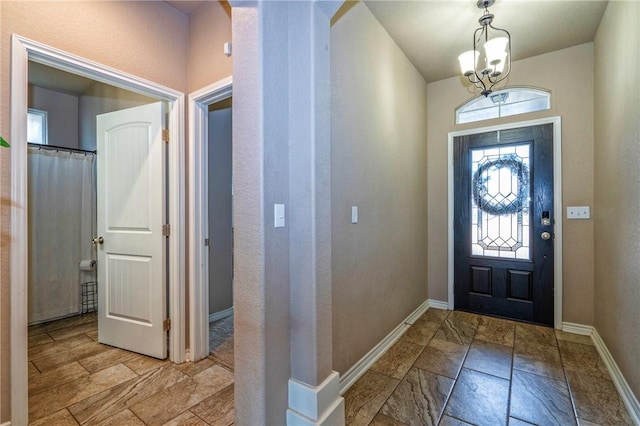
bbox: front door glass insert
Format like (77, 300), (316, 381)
(471, 143), (531, 259)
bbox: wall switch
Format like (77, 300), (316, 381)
(351, 206), (358, 224)
(274, 204), (285, 228)
(223, 42), (232, 57)
(567, 206), (590, 220)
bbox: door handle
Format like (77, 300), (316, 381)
(92, 236), (104, 245)
(541, 232), (551, 240)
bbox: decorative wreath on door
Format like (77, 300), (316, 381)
(472, 153), (529, 216)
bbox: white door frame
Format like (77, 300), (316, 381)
(447, 116), (563, 329)
(10, 34), (187, 424)
(188, 77), (233, 362)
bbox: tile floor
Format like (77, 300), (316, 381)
(343, 309), (634, 426)
(28, 313), (235, 425)
(28, 309), (635, 426)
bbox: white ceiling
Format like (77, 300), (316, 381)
(364, 0), (609, 83)
(29, 62), (96, 95)
(30, 1), (610, 93)
(164, 1), (206, 15)
(166, 0), (608, 83)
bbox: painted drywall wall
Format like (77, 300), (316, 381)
(331, 2), (429, 374)
(79, 82), (157, 151)
(208, 107), (234, 315)
(188, 1), (232, 92)
(29, 80), (156, 152)
(0, 1), (188, 420)
(28, 85), (80, 149)
(593, 0), (640, 400)
(231, 2), (298, 422)
(427, 43), (595, 325)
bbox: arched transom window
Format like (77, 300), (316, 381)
(456, 87), (551, 124)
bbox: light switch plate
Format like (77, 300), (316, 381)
(567, 206), (590, 220)
(351, 206), (358, 224)
(275, 204), (285, 228)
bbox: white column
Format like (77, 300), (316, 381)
(286, 2), (344, 423)
(230, 1), (343, 425)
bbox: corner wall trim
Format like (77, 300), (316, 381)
(561, 322), (593, 336)
(209, 307), (234, 323)
(427, 299), (449, 311)
(404, 300), (430, 325)
(561, 323), (640, 423)
(339, 300), (431, 393)
(287, 371), (345, 426)
(591, 329), (640, 424)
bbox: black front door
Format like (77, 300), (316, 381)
(454, 124), (554, 326)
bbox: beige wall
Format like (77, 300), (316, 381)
(79, 82), (157, 151)
(186, 0), (234, 315)
(331, 2), (429, 374)
(427, 43), (595, 325)
(29, 85), (80, 149)
(0, 1), (236, 421)
(593, 1), (640, 399)
(188, 1), (232, 92)
(208, 107), (234, 315)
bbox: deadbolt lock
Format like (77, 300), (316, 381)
(541, 211), (551, 226)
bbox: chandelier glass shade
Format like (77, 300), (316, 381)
(458, 0), (511, 97)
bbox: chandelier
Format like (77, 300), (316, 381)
(458, 0), (511, 97)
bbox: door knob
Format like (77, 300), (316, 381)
(92, 236), (104, 245)
(541, 232), (551, 240)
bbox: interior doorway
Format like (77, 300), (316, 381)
(207, 98), (234, 322)
(206, 97), (235, 368)
(10, 35), (186, 425)
(188, 77), (233, 362)
(26, 61), (162, 331)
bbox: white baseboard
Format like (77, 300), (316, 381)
(339, 300), (433, 394)
(427, 299), (449, 311)
(591, 329), (640, 424)
(287, 399), (345, 426)
(404, 300), (430, 325)
(561, 323), (640, 424)
(208, 307), (233, 323)
(561, 321), (593, 335)
(287, 371), (345, 426)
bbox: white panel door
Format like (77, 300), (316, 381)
(96, 102), (167, 359)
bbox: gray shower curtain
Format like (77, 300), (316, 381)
(28, 146), (96, 324)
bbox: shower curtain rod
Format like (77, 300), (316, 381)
(28, 143), (96, 155)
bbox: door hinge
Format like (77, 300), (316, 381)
(162, 224), (170, 237)
(162, 129), (169, 143)
(204, 238), (210, 247)
(163, 318), (171, 331)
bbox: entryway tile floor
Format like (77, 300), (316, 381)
(28, 309), (634, 425)
(344, 309), (634, 426)
(27, 313), (234, 425)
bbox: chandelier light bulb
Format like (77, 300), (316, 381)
(484, 37), (509, 66)
(489, 51), (507, 76)
(458, 50), (480, 76)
